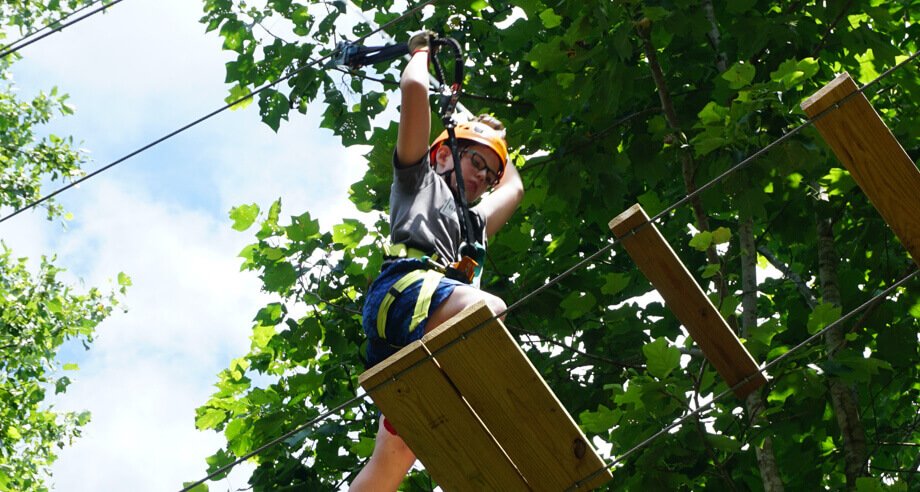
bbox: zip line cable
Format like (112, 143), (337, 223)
(0, 0), (124, 59)
(568, 267), (919, 490)
(179, 50), (919, 490)
(0, 0), (437, 225)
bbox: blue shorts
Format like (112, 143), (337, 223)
(362, 259), (464, 368)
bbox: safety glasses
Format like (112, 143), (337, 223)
(460, 148), (500, 187)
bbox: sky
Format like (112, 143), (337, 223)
(3, 0), (373, 489)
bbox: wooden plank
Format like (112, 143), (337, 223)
(609, 204), (766, 398)
(422, 301), (613, 491)
(359, 340), (530, 491)
(801, 72), (920, 267)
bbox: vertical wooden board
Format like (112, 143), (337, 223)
(609, 204), (767, 397)
(802, 72), (920, 267)
(359, 340), (530, 491)
(422, 302), (613, 491)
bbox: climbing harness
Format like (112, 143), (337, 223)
(333, 34), (493, 286)
(427, 36), (488, 286)
(375, 268), (445, 339)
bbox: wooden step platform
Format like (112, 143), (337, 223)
(801, 72), (920, 267)
(359, 301), (612, 491)
(609, 204), (767, 398)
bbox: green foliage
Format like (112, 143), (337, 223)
(0, 4), (123, 490)
(0, 248), (119, 491)
(0, 68), (87, 220)
(197, 0), (920, 489)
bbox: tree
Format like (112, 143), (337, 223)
(196, 0), (919, 490)
(0, 3), (124, 490)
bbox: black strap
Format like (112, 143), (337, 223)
(430, 37), (476, 247)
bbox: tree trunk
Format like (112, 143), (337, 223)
(739, 218), (785, 492)
(816, 212), (868, 490)
(637, 24), (727, 300)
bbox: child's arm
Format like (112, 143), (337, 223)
(395, 34), (432, 167)
(476, 161), (524, 239)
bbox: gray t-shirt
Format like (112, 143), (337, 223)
(390, 153), (486, 265)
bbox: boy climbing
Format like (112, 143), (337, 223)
(350, 31), (524, 491)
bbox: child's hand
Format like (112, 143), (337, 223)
(408, 30), (436, 54)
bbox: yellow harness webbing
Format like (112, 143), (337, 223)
(376, 269), (445, 340)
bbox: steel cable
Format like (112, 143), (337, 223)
(178, 49), (919, 490)
(0, 0), (437, 225)
(0, 0), (124, 59)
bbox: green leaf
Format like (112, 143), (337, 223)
(642, 338), (681, 379)
(722, 62), (756, 89)
(642, 6), (670, 21)
(117, 272), (132, 287)
(181, 483), (209, 492)
(769, 57), (819, 89)
(855, 477), (886, 492)
(910, 297), (920, 318)
(637, 190), (665, 217)
(258, 89), (290, 132)
(225, 85), (254, 111)
(539, 8), (563, 28)
(349, 437), (375, 458)
(579, 404), (617, 433)
(7, 427), (22, 440)
(711, 227), (731, 245)
(706, 433), (742, 452)
(601, 273), (630, 296)
(689, 231), (713, 251)
(556, 72), (575, 89)
(46, 297), (63, 314)
(63, 363), (79, 371)
(807, 302), (842, 335)
(262, 262), (297, 293)
(524, 38), (567, 72)
(332, 219), (368, 249)
(701, 263), (721, 279)
(697, 101), (729, 126)
(195, 409), (227, 430)
(561, 291), (597, 319)
(55, 376), (72, 394)
(252, 324), (276, 350)
(229, 204), (259, 231)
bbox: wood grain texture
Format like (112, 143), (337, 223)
(609, 204), (767, 398)
(359, 340), (529, 491)
(422, 301), (613, 491)
(801, 72), (920, 267)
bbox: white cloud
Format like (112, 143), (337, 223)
(3, 0), (401, 489)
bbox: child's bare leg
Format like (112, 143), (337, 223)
(351, 286), (504, 490)
(426, 285), (507, 331)
(350, 418), (416, 491)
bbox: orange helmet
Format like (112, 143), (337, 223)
(429, 120), (509, 183)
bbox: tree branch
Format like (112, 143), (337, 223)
(756, 245), (818, 309)
(810, 0), (853, 58)
(506, 319), (643, 370)
(636, 22), (728, 302)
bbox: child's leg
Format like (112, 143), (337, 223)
(351, 285), (506, 490)
(350, 418), (417, 492)
(426, 284), (507, 332)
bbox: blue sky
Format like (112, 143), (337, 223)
(4, 0), (373, 489)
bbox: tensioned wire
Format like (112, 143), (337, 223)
(0, 0), (125, 59)
(180, 49), (919, 490)
(566, 267), (918, 490)
(0, 0), (439, 225)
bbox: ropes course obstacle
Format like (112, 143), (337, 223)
(609, 204), (767, 398)
(801, 72), (920, 267)
(359, 301), (612, 491)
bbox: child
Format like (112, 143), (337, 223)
(350, 31), (524, 491)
